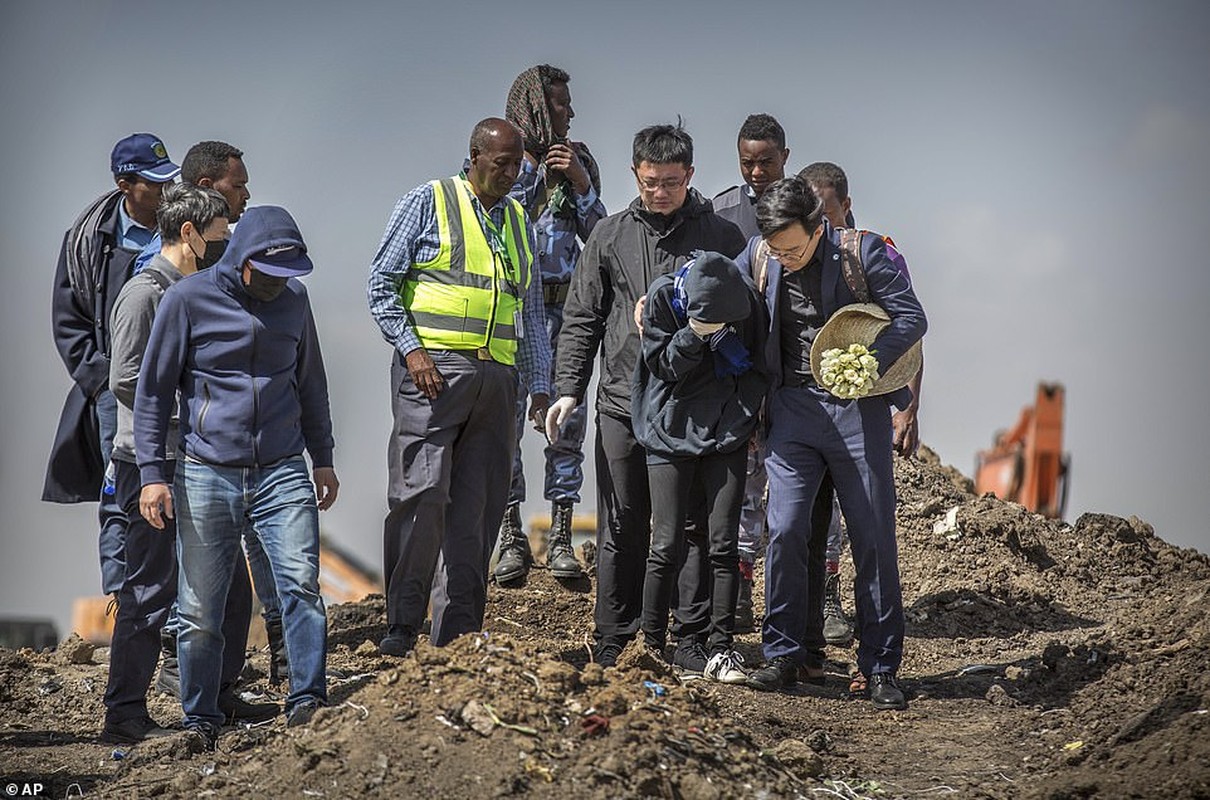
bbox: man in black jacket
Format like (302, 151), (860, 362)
(547, 123), (746, 667)
(45, 134), (179, 598)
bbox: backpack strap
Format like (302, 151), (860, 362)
(754, 239), (771, 293)
(143, 266), (172, 293)
(838, 228), (871, 303)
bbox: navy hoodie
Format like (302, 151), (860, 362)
(134, 223), (333, 485)
(631, 269), (769, 460)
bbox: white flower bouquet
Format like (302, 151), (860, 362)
(819, 343), (880, 399)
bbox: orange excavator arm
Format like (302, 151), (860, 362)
(974, 382), (1070, 518)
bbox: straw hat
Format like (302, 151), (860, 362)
(809, 303), (923, 397)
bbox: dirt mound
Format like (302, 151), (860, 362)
(2, 446), (1208, 798)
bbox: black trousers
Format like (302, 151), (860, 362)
(593, 413), (707, 645)
(643, 447), (748, 653)
(103, 460), (250, 723)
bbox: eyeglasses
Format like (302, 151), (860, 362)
(767, 225), (821, 263)
(635, 174), (689, 192)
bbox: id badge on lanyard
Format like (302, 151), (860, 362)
(482, 208), (523, 340)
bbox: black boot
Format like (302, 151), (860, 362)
(154, 629), (180, 698)
(265, 617), (289, 687)
(493, 503), (531, 583)
(822, 572), (853, 645)
(547, 501), (584, 579)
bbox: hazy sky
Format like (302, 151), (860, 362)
(2, 1), (1208, 636)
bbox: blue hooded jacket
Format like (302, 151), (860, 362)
(134, 207), (334, 485)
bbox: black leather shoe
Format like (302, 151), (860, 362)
(869, 672), (908, 711)
(183, 722), (220, 752)
(592, 640), (624, 668)
(379, 625), (418, 657)
(100, 715), (176, 744)
(747, 656), (798, 691)
(286, 699), (321, 728)
(219, 690), (280, 723)
(672, 637), (708, 675)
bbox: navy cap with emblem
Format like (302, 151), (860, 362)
(110, 133), (180, 182)
(224, 205), (315, 277)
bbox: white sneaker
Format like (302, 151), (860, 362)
(704, 650), (748, 684)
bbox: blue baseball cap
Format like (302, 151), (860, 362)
(110, 133), (180, 182)
(226, 205), (314, 277)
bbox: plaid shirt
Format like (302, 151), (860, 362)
(510, 158), (606, 285)
(367, 178), (552, 396)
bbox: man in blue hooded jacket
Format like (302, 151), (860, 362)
(135, 205), (339, 748)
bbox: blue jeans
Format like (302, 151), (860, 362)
(96, 389), (128, 594)
(244, 529), (283, 624)
(175, 456), (326, 725)
(508, 301), (586, 505)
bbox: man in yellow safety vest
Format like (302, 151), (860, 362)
(367, 118), (551, 656)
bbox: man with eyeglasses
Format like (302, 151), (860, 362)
(548, 122), (746, 669)
(739, 176), (925, 711)
(797, 161), (924, 656)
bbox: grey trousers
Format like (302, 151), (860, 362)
(383, 350), (517, 646)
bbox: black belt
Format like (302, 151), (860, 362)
(543, 282), (570, 305)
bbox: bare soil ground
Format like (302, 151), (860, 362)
(2, 447), (1209, 799)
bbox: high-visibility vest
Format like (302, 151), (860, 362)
(400, 177), (533, 365)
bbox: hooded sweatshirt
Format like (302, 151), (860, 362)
(555, 189), (746, 420)
(134, 211), (333, 485)
(631, 264), (769, 459)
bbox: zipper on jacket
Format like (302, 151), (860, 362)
(198, 382), (211, 435)
(250, 314), (260, 465)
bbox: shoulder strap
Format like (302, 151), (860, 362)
(838, 228), (870, 303)
(754, 239), (771, 293)
(143, 267), (172, 293)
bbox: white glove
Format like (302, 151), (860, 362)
(545, 396), (578, 443)
(688, 318), (725, 338)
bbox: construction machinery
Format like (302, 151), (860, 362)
(975, 382), (1070, 518)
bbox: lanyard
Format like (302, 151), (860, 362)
(462, 176), (513, 267)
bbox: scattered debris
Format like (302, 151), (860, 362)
(2, 446), (1208, 797)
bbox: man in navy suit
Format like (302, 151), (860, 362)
(737, 176), (925, 710)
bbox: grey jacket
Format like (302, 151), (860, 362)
(109, 253), (183, 464)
